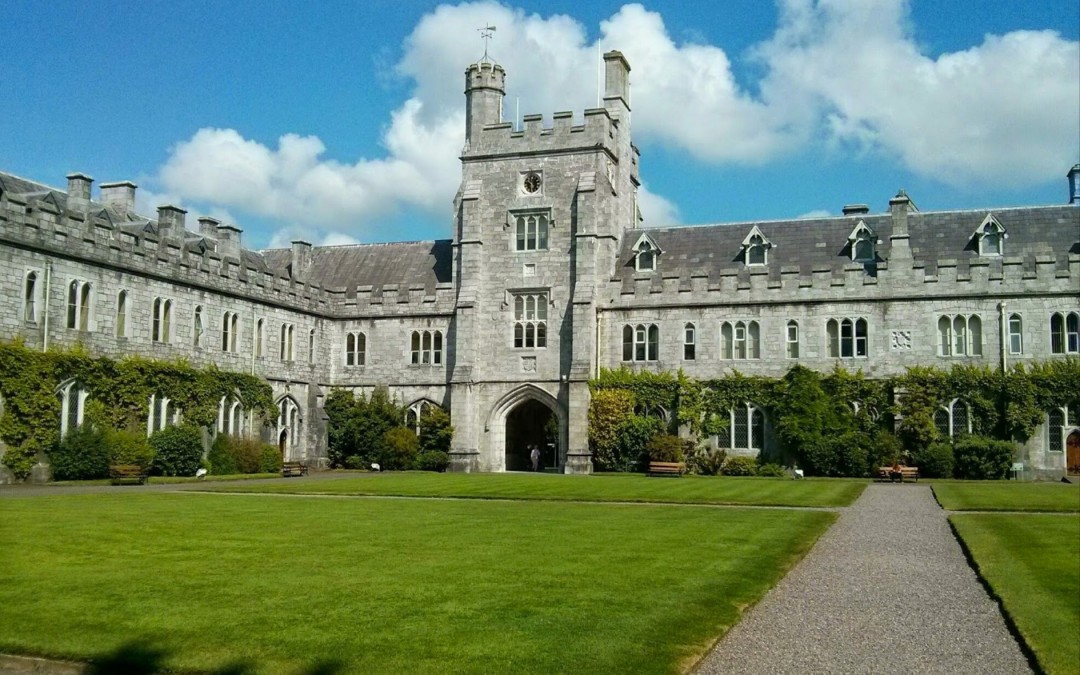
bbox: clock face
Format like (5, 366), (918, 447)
(523, 173), (541, 193)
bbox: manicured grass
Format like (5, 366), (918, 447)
(951, 514), (1080, 675)
(50, 472), (282, 486)
(210, 471), (866, 507)
(0, 493), (834, 674)
(933, 481), (1080, 512)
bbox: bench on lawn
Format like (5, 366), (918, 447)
(647, 461), (685, 477)
(282, 461), (308, 478)
(876, 466), (919, 483)
(110, 464), (148, 485)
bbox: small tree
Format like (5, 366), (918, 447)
(418, 407), (453, 454)
(588, 389), (635, 470)
(382, 427), (420, 470)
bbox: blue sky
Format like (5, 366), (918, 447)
(1, 1), (1077, 249)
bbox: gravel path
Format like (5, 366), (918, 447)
(696, 483), (1032, 675)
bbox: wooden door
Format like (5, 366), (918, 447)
(1067, 431), (1080, 476)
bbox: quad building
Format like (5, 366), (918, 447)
(1, 52), (1078, 481)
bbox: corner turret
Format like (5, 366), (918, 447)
(464, 62), (505, 146)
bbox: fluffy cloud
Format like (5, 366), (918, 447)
(152, 0), (1078, 241)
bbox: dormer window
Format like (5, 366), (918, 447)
(741, 226), (772, 266)
(975, 214), (1006, 257)
(847, 221), (876, 262)
(632, 233), (661, 272)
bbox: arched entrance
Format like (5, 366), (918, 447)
(505, 399), (557, 471)
(1067, 430), (1080, 476)
(278, 429), (288, 461)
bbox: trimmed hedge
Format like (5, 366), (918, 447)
(150, 425), (203, 477)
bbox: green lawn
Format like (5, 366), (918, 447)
(951, 514), (1080, 675)
(0, 492), (835, 674)
(934, 481), (1080, 512)
(209, 471), (865, 507)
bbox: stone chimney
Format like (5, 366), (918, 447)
(216, 223), (243, 258)
(156, 205), (187, 237)
(603, 50), (632, 113)
(842, 204), (870, 216)
(197, 216), (220, 239)
(291, 240), (312, 280)
(66, 173), (93, 212)
(1068, 164), (1080, 205)
(888, 190), (914, 264)
(99, 181), (137, 217)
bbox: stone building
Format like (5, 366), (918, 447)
(1, 51), (1078, 481)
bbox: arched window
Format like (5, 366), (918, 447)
(938, 314), (982, 356)
(309, 329), (316, 364)
(1007, 314), (1023, 355)
(254, 319), (265, 357)
(1048, 408), (1065, 453)
(786, 320), (799, 358)
(193, 306), (204, 347)
(410, 330), (443, 365)
(977, 220), (1005, 256)
(405, 400), (438, 435)
(746, 234), (767, 265)
(57, 381), (88, 436)
(218, 396), (245, 436)
(621, 324), (659, 362)
(853, 232), (875, 262)
(935, 399), (972, 439)
(346, 332), (366, 366)
(683, 323), (696, 360)
(222, 312), (239, 352)
(147, 394), (178, 435)
(717, 403), (765, 451)
(513, 293), (548, 348)
(637, 241), (655, 271)
(719, 321), (760, 360)
(115, 291), (128, 338)
(23, 271), (38, 323)
(66, 280), (93, 330)
(827, 317), (868, 358)
(515, 213), (549, 251)
(1050, 311), (1080, 354)
(280, 323), (294, 361)
(79, 282), (92, 331)
(278, 398), (302, 449)
(152, 298), (172, 343)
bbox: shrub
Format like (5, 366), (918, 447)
(415, 451), (450, 472)
(953, 437), (1015, 480)
(381, 427), (420, 471)
(258, 444), (283, 474)
(418, 407), (453, 455)
(106, 428), (155, 470)
(647, 434), (685, 463)
(207, 433), (238, 475)
(757, 462), (787, 477)
(149, 425), (203, 476)
(687, 446), (726, 476)
(344, 455), (368, 470)
(49, 426), (109, 480)
(867, 430), (906, 476)
(324, 386), (405, 468)
(588, 389), (636, 470)
(721, 455), (758, 476)
(913, 442), (954, 479)
(611, 415), (663, 472)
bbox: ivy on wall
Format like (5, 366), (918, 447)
(0, 339), (274, 480)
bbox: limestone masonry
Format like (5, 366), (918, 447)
(2, 51), (1078, 480)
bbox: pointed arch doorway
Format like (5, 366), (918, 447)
(505, 399), (558, 471)
(1067, 430), (1080, 476)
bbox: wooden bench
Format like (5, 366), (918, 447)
(647, 461), (685, 477)
(282, 462), (308, 478)
(110, 464), (148, 485)
(876, 466), (919, 483)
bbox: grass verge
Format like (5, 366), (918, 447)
(0, 492), (834, 674)
(951, 514), (1080, 675)
(209, 471), (865, 507)
(933, 481), (1080, 512)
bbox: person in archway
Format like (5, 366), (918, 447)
(530, 444), (541, 472)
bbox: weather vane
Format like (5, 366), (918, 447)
(478, 24), (496, 62)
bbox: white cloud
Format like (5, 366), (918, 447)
(797, 209), (832, 219)
(150, 0), (1078, 238)
(267, 226), (361, 250)
(638, 184), (680, 226)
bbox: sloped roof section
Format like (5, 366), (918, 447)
(261, 240), (453, 291)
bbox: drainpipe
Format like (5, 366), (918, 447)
(594, 310), (601, 379)
(42, 260), (52, 352)
(999, 301), (1007, 372)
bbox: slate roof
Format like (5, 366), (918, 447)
(617, 205), (1080, 280)
(260, 240), (453, 291)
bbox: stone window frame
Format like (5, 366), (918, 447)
(221, 311), (240, 353)
(720, 320), (761, 360)
(786, 320), (800, 359)
(826, 317), (869, 359)
(22, 269), (41, 324)
(512, 209), (550, 252)
(280, 323), (295, 362)
(934, 398), (972, 439)
(410, 330), (444, 365)
(277, 396), (302, 449)
(405, 399), (440, 435)
(66, 278), (95, 331)
(1050, 311), (1080, 354)
(345, 331), (366, 367)
(1047, 406), (1076, 453)
(974, 214), (1006, 257)
(847, 220), (876, 263)
(147, 393), (179, 436)
(57, 379), (88, 437)
(683, 322), (696, 361)
(115, 290), (130, 338)
(254, 318), (266, 358)
(308, 329), (316, 365)
(217, 395), (245, 437)
(622, 323), (659, 362)
(1007, 313), (1024, 355)
(193, 305), (205, 348)
(512, 291), (548, 349)
(715, 402), (766, 451)
(151, 297), (173, 344)
(631, 233), (661, 272)
(937, 314), (982, 357)
(741, 226), (772, 267)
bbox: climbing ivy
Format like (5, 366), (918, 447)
(0, 340), (274, 480)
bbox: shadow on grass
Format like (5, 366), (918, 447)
(83, 641), (344, 674)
